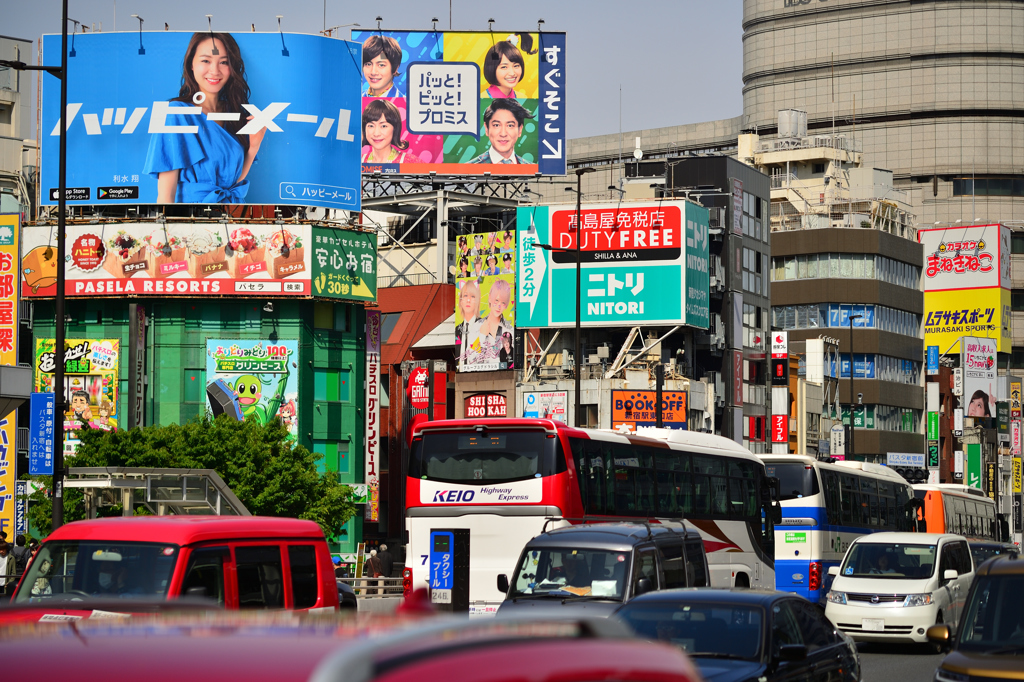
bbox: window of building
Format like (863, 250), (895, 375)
(952, 177), (1024, 197)
(184, 369), (205, 403)
(1013, 290), (1024, 311)
(314, 369), (351, 402)
(313, 302), (348, 331)
(812, 163), (825, 174)
(772, 303), (920, 337)
(380, 312), (402, 343)
(1012, 233), (1024, 255)
(772, 253), (919, 288)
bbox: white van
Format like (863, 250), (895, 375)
(824, 532), (974, 643)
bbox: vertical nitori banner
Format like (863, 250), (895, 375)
(365, 310), (381, 522)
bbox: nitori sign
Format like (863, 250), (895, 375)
(516, 201), (709, 329)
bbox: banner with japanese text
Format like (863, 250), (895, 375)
(364, 311), (381, 522)
(517, 201), (709, 329)
(41, 32), (361, 210)
(205, 340), (298, 440)
(34, 339), (120, 458)
(919, 224), (1011, 353)
(310, 227), (377, 301)
(0, 214), (18, 536)
(353, 30), (566, 176)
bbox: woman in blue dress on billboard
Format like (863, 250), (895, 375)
(144, 33), (266, 204)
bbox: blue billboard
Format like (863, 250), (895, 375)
(41, 31), (362, 209)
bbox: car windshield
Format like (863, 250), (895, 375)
(764, 462), (820, 501)
(617, 602), (763, 660)
(970, 545), (1017, 567)
(958, 575), (1024, 653)
(509, 547), (629, 600)
(839, 542), (936, 579)
(14, 540), (180, 602)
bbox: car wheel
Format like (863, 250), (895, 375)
(734, 573), (750, 588)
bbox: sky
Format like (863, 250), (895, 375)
(4, 0), (744, 140)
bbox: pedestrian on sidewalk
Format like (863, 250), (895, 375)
(0, 543), (16, 597)
(365, 549), (383, 595)
(378, 544), (394, 578)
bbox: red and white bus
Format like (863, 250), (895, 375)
(404, 418), (778, 615)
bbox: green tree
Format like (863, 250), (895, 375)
(26, 416), (356, 538)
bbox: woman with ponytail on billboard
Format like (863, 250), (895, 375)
(145, 33), (266, 203)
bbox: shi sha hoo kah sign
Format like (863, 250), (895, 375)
(21, 222), (319, 297)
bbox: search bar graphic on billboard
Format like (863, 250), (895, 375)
(279, 182), (356, 206)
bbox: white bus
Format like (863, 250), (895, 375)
(760, 455), (918, 605)
(405, 419), (779, 615)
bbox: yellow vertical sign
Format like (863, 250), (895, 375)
(0, 214), (20, 537)
(1014, 457), (1022, 494)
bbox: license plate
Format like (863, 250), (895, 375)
(862, 618), (884, 631)
(431, 589), (452, 604)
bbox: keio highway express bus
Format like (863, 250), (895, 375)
(405, 418), (779, 615)
(760, 455), (918, 605)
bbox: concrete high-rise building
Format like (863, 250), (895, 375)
(741, 0), (1024, 227)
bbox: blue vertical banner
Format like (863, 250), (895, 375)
(927, 345), (939, 375)
(29, 392), (55, 476)
(537, 32), (566, 176)
(429, 530), (454, 604)
(14, 481), (27, 537)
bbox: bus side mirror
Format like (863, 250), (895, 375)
(497, 574), (509, 594)
(772, 502), (782, 525)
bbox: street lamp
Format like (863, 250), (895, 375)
(564, 167), (596, 426)
(848, 313), (863, 458)
(0, 2), (70, 529)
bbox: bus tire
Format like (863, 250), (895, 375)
(734, 573), (750, 588)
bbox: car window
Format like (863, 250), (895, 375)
(683, 538), (708, 587)
(288, 545), (319, 609)
(659, 540), (687, 589)
(632, 549), (659, 596)
(771, 601), (804, 655)
(235, 545), (284, 609)
(939, 543), (957, 581)
(180, 546), (227, 606)
(957, 541), (973, 574)
(791, 600), (839, 649)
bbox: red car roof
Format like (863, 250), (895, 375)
(0, 614), (701, 682)
(43, 516), (326, 546)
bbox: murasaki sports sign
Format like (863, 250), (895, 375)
(419, 479), (541, 504)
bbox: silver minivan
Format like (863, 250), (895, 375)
(495, 523), (709, 618)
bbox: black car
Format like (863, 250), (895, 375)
(967, 540), (1018, 569)
(337, 580), (357, 610)
(614, 588), (860, 682)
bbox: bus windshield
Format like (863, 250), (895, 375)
(764, 462), (820, 501)
(410, 429), (566, 484)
